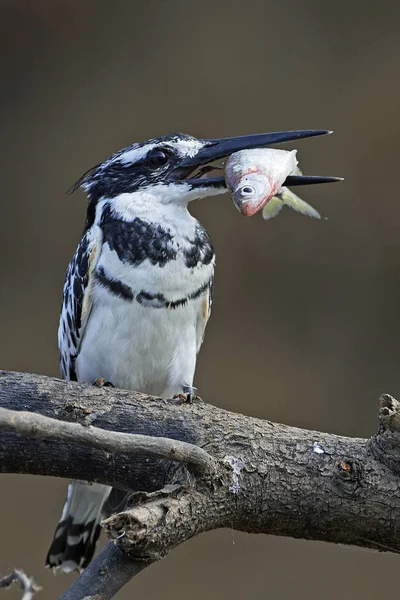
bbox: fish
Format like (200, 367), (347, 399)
(224, 148), (321, 220)
(262, 185), (321, 221)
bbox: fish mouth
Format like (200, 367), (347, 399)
(233, 188), (278, 217)
(170, 130), (342, 189)
(238, 201), (266, 217)
(236, 197), (269, 217)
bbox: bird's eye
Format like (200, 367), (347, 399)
(147, 148), (169, 168)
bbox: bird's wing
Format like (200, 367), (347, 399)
(196, 276), (214, 354)
(58, 226), (103, 381)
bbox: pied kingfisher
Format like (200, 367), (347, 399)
(46, 129), (335, 572)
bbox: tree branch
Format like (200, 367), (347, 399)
(58, 543), (149, 600)
(1, 370), (400, 600)
(0, 569), (41, 600)
(0, 406), (215, 476)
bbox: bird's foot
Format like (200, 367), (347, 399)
(93, 378), (115, 388)
(173, 385), (201, 404)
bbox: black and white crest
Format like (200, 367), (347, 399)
(70, 133), (205, 202)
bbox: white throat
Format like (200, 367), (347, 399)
(107, 183), (226, 227)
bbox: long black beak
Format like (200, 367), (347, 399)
(175, 129), (341, 188)
(182, 175), (343, 188)
(180, 129), (332, 168)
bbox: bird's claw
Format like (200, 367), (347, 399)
(93, 378), (114, 388)
(173, 386), (201, 404)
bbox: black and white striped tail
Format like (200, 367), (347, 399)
(46, 481), (111, 573)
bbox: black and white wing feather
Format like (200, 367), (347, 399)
(195, 276), (214, 354)
(58, 226), (102, 381)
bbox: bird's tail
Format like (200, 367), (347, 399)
(46, 481), (111, 573)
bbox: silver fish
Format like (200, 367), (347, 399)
(224, 148), (298, 216)
(225, 148), (321, 220)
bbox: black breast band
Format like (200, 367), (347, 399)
(95, 267), (210, 309)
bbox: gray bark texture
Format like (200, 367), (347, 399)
(0, 369), (400, 599)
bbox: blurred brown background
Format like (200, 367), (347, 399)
(1, 0), (400, 598)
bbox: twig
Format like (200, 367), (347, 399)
(0, 569), (41, 600)
(0, 406), (215, 476)
(59, 543), (150, 600)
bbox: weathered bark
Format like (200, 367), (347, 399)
(58, 544), (148, 600)
(1, 370), (400, 599)
(0, 406), (215, 476)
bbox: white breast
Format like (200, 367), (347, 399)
(75, 199), (213, 396)
(75, 294), (202, 396)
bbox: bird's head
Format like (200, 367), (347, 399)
(72, 130), (337, 208)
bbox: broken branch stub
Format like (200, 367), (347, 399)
(103, 464), (234, 562)
(370, 393), (400, 475)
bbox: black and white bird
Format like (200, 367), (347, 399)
(46, 129), (337, 572)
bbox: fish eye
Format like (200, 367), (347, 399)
(241, 185), (256, 195)
(147, 148), (170, 168)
